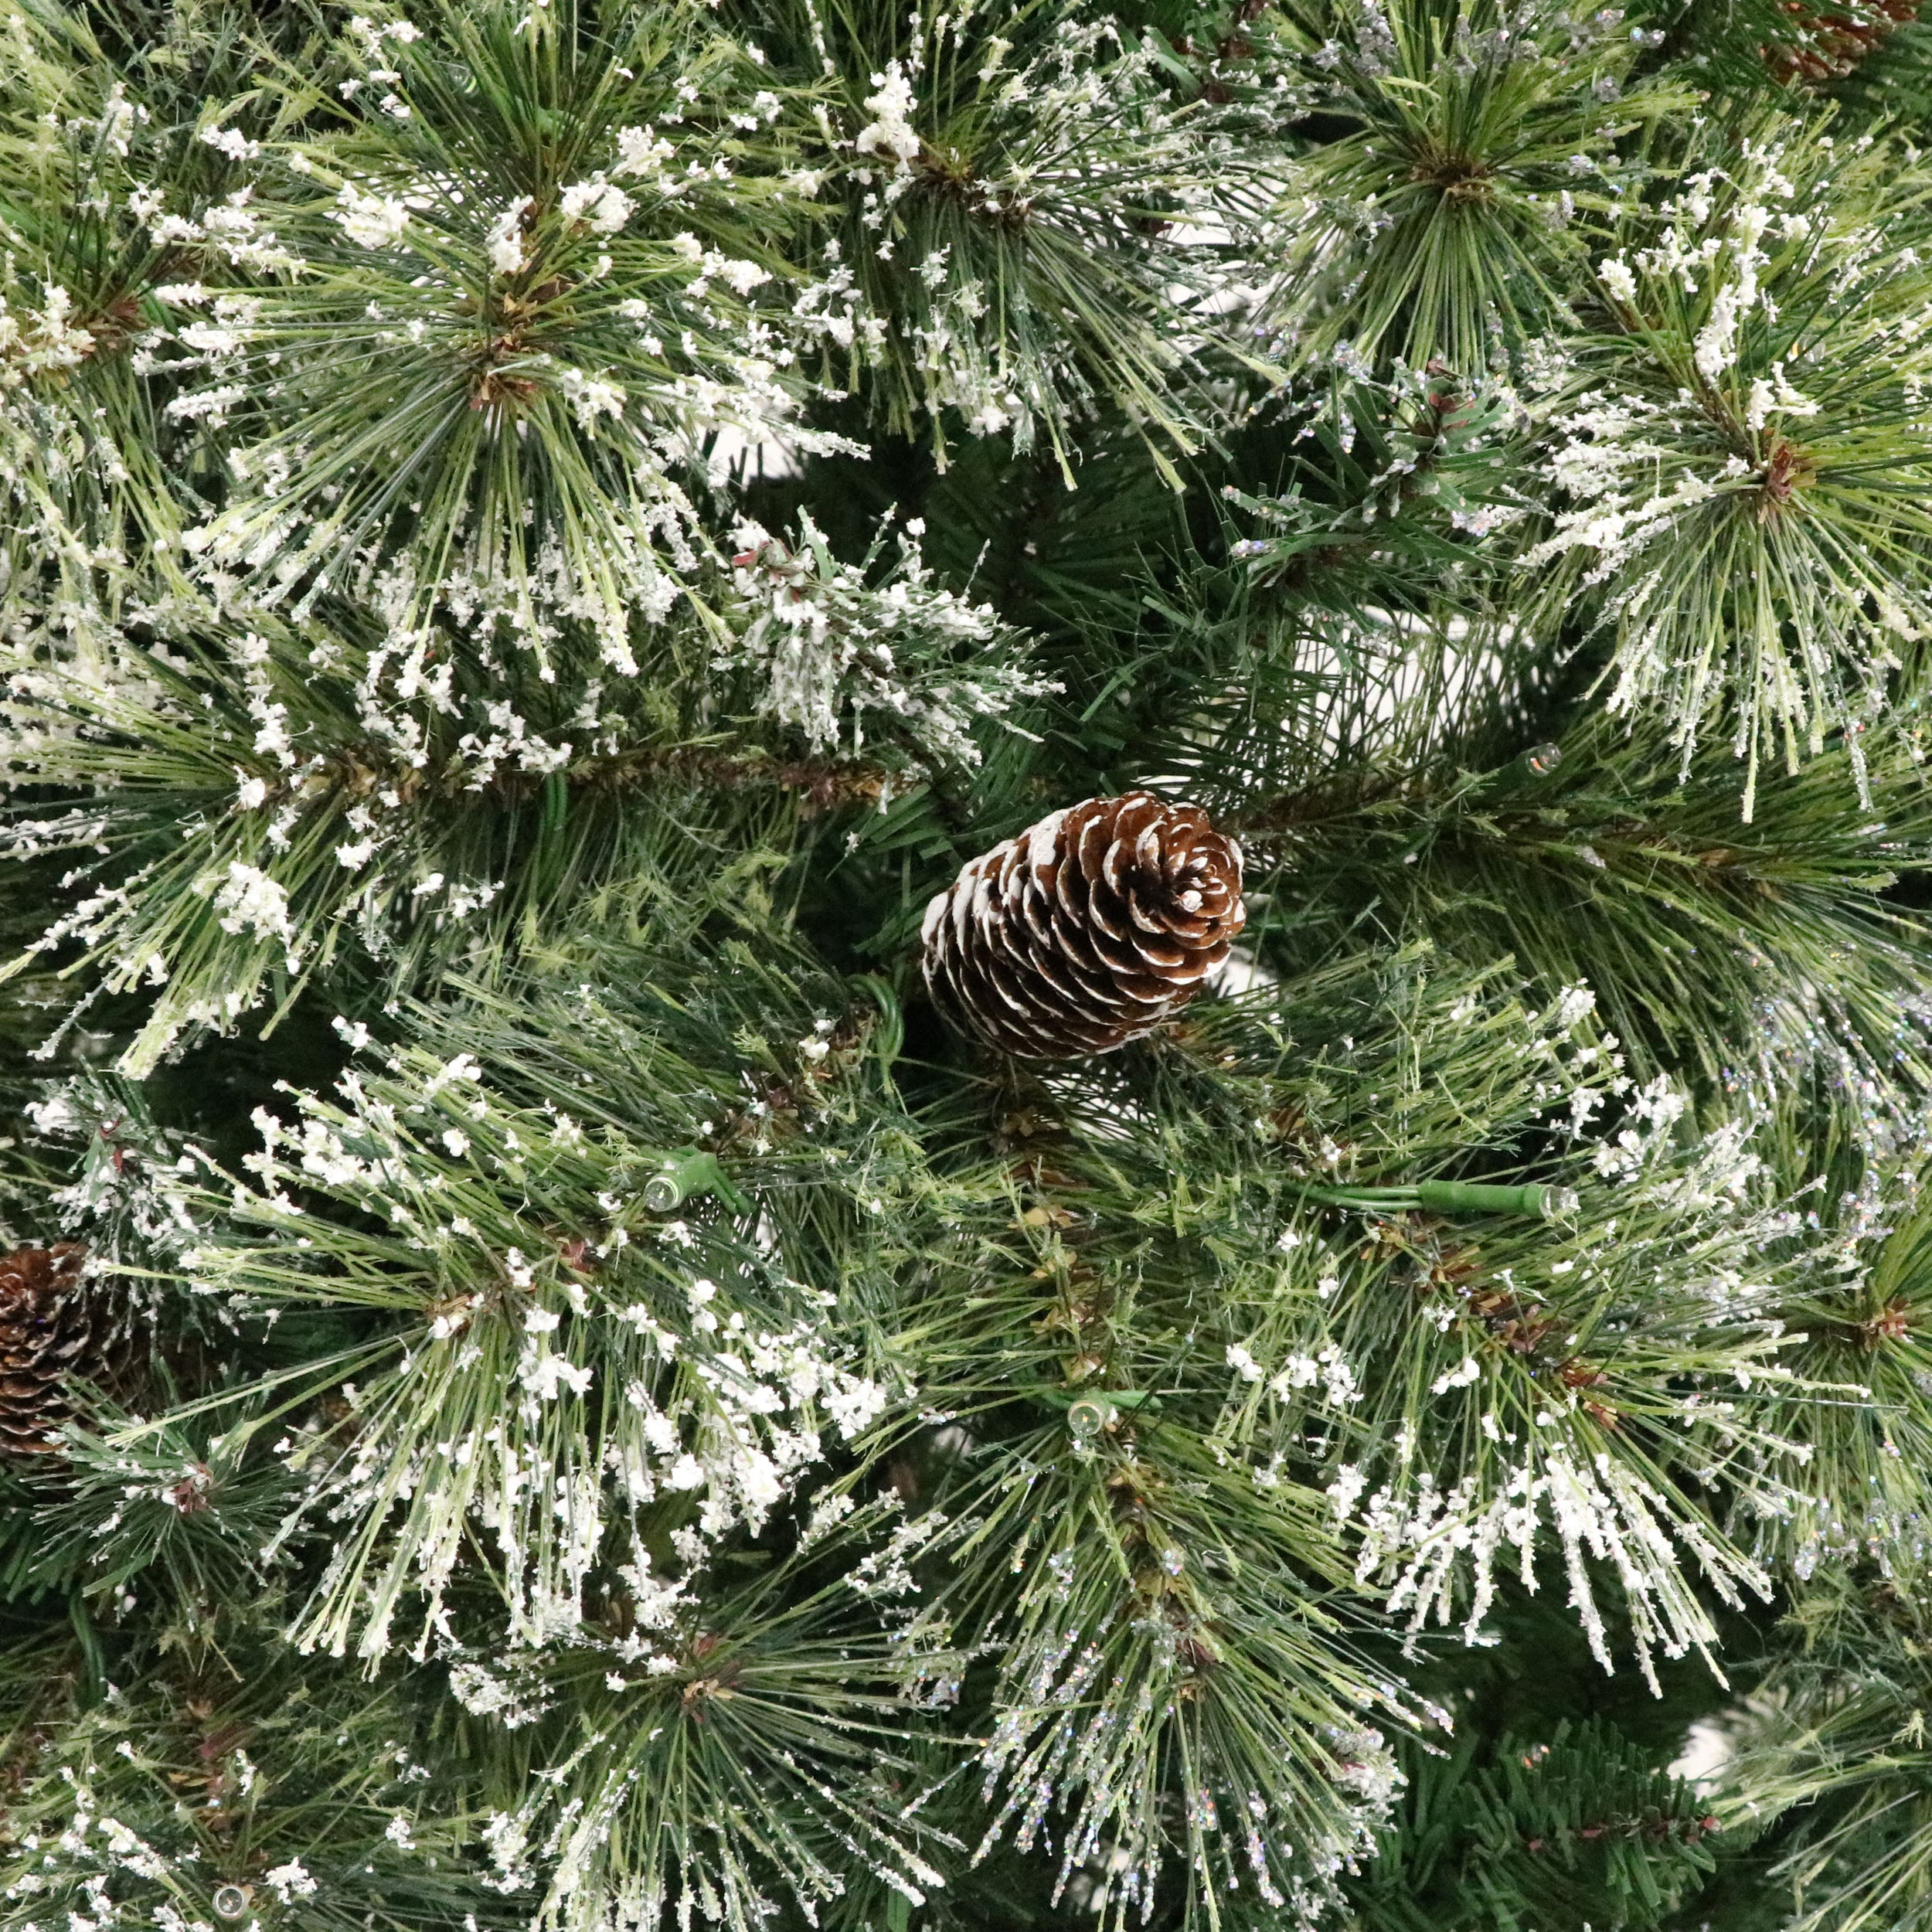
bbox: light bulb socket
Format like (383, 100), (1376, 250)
(1414, 1179), (1580, 1219)
(639, 1149), (750, 1217)
(1066, 1396), (1115, 1439)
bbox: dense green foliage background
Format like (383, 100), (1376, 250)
(11, 1), (1932, 1928)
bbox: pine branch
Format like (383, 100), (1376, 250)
(1239, 717), (1932, 1150)
(732, 0), (1274, 484)
(0, 519), (1043, 1073)
(1256, 0), (1698, 376)
(1343, 1717), (1720, 1932)
(1702, 1570), (1932, 1932)
(0, 1628), (502, 1932)
(1512, 108), (1932, 813)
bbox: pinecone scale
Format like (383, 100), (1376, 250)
(0, 1243), (128, 1458)
(920, 793), (1245, 1060)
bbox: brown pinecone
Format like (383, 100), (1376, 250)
(1766, 1), (1922, 80)
(0, 1243), (129, 1458)
(920, 793), (1246, 1060)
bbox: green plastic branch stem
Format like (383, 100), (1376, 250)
(1301, 1180), (1580, 1219)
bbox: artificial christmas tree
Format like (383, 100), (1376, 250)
(12, 0), (1932, 1928)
